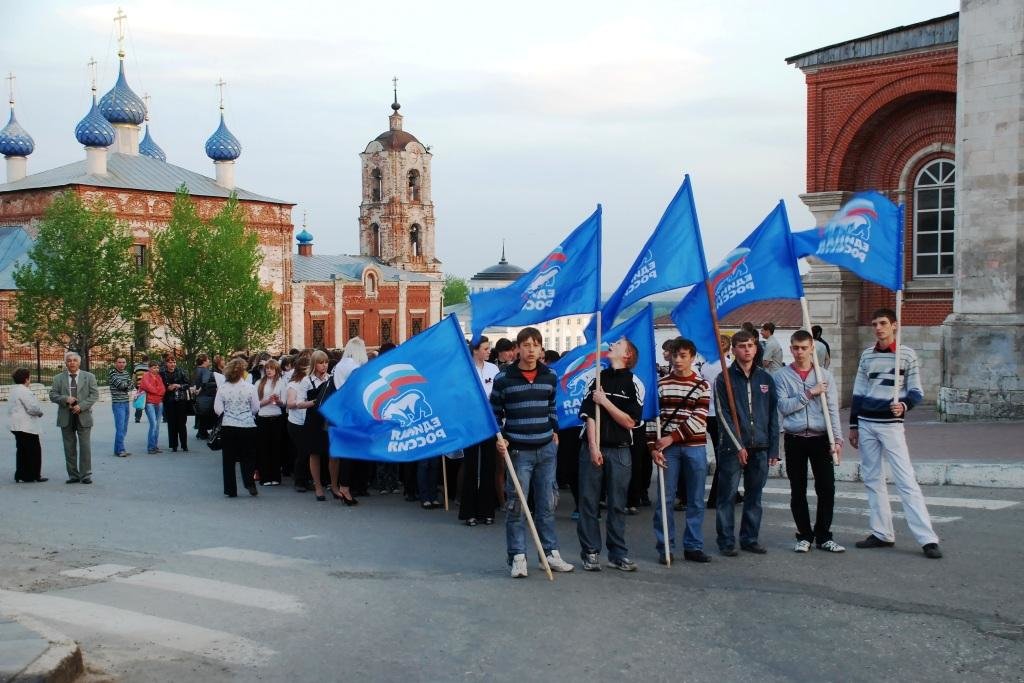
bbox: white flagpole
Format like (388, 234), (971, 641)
(498, 434), (554, 581)
(655, 416), (670, 567)
(594, 312), (602, 439)
(441, 455), (449, 511)
(800, 297), (838, 465)
(893, 289), (904, 404)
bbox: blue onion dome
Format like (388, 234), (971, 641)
(0, 108), (34, 156)
(98, 60), (146, 125)
(75, 95), (116, 147)
(296, 229), (313, 244)
(139, 124), (166, 161)
(205, 113), (241, 161)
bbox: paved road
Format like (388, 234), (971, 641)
(0, 431), (1022, 682)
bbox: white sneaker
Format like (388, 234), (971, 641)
(794, 540), (812, 553)
(545, 549), (575, 573)
(510, 553), (528, 578)
(817, 540), (846, 553)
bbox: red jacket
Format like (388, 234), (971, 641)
(139, 372), (166, 404)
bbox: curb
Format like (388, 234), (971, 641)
(3, 615), (83, 683)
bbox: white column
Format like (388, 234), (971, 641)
(214, 161), (235, 190)
(5, 156), (26, 182)
(85, 147), (108, 175)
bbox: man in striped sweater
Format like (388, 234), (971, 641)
(492, 327), (575, 578)
(107, 356), (133, 458)
(648, 338), (712, 564)
(849, 308), (942, 559)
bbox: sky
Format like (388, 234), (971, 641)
(3, 0), (957, 284)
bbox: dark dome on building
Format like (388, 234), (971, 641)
(373, 129), (422, 152)
(472, 254), (526, 281)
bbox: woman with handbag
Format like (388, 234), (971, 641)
(139, 361), (166, 453)
(255, 359), (287, 486)
(161, 357), (191, 452)
(286, 357), (311, 493)
(214, 357), (261, 497)
(192, 354), (217, 440)
(295, 350), (354, 504)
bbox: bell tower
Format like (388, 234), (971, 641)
(358, 80), (439, 273)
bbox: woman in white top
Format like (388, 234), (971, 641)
(8, 367), (47, 482)
(255, 359), (288, 486)
(214, 358), (261, 497)
(285, 357), (310, 492)
(294, 350), (349, 503)
(458, 336), (501, 526)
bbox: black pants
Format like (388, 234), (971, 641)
(785, 433), (835, 543)
(555, 428), (582, 510)
(287, 421), (307, 486)
(164, 400), (189, 450)
(460, 437), (498, 520)
(222, 426), (256, 496)
(705, 420), (721, 505)
(628, 427), (652, 507)
(256, 414), (286, 484)
(13, 431), (42, 481)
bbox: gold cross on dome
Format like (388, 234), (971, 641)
(216, 78), (226, 110)
(5, 72), (14, 106)
(87, 57), (98, 91)
(114, 8), (128, 58)
(143, 92), (151, 121)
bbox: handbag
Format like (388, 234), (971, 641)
(133, 391), (146, 410)
(207, 423), (223, 450)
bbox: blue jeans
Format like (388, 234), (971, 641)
(111, 401), (129, 455)
(504, 440), (559, 561)
(716, 448), (769, 550)
(577, 444), (631, 562)
(144, 403), (163, 451)
(653, 445), (708, 553)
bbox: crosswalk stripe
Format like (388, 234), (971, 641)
(760, 486), (1017, 511)
(61, 564), (135, 580)
(113, 571), (304, 614)
(760, 501), (962, 523)
(292, 535), (318, 541)
(0, 589), (270, 666)
(184, 546), (315, 569)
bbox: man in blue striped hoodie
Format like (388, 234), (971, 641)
(849, 308), (942, 559)
(492, 327), (575, 578)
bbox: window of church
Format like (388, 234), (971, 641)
(133, 244), (147, 271)
(380, 319), (393, 344)
(411, 318), (423, 335)
(371, 169), (383, 202)
(312, 320), (326, 349)
(914, 159), (955, 277)
(365, 272), (378, 296)
(410, 224), (421, 258)
(370, 224), (381, 258)
(408, 169), (420, 202)
(348, 319), (361, 341)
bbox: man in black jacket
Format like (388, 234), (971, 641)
(577, 338), (645, 572)
(715, 330), (779, 556)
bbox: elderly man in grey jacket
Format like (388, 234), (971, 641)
(49, 351), (99, 484)
(776, 330), (843, 553)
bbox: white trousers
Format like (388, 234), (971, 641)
(858, 421), (938, 546)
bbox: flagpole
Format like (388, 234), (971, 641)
(498, 434), (554, 581)
(594, 311), (602, 439)
(800, 297), (838, 466)
(655, 416), (670, 567)
(703, 280), (745, 459)
(441, 455), (449, 511)
(893, 289), (904, 403)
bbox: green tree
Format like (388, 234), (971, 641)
(149, 186), (278, 365)
(443, 273), (469, 305)
(11, 191), (146, 369)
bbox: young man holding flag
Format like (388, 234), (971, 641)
(776, 330), (844, 553)
(849, 308), (942, 559)
(577, 337), (645, 572)
(714, 330), (779, 556)
(492, 327), (575, 578)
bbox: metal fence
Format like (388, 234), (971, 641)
(0, 346), (136, 386)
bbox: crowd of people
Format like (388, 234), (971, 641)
(7, 305), (943, 577)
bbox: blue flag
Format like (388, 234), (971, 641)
(790, 191), (904, 291)
(550, 305), (658, 429)
(671, 201), (803, 358)
(320, 315), (499, 462)
(469, 207), (602, 341)
(585, 176), (706, 340)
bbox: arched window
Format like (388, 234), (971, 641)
(371, 169), (383, 202)
(914, 159), (955, 277)
(410, 223), (421, 257)
(408, 169), (420, 201)
(370, 223), (381, 258)
(365, 271), (377, 295)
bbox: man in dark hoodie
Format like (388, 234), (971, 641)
(714, 330), (779, 556)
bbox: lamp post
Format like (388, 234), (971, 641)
(33, 332), (42, 384)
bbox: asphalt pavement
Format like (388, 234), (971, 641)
(0, 401), (1022, 681)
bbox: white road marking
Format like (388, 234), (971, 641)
(185, 547), (315, 568)
(60, 564), (135, 580)
(760, 501), (962, 523)
(760, 486), (1017, 511)
(113, 571), (303, 614)
(292, 535), (318, 541)
(0, 589), (270, 666)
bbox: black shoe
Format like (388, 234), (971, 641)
(734, 493), (744, 504)
(80, 477), (93, 484)
(247, 485), (258, 496)
(225, 492), (237, 498)
(483, 517), (494, 525)
(658, 553), (675, 565)
(65, 478), (80, 484)
(315, 494), (326, 501)
(342, 494), (359, 507)
(638, 496), (652, 508)
(684, 549), (712, 563)
(465, 518), (478, 527)
(922, 543), (943, 559)
(855, 534), (895, 549)
(720, 547), (738, 557)
(705, 500), (716, 509)
(295, 485), (308, 493)
(35, 477), (48, 483)
(171, 448), (177, 452)
(740, 543), (767, 554)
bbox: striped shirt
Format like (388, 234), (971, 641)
(850, 344), (923, 427)
(646, 371), (709, 448)
(490, 362), (558, 450)
(107, 368), (133, 403)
